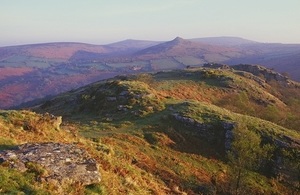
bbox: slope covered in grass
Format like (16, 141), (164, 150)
(1, 65), (300, 194)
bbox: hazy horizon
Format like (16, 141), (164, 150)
(1, 0), (300, 46)
(0, 36), (262, 47)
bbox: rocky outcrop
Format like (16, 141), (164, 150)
(0, 142), (101, 186)
(234, 70), (267, 87)
(232, 64), (289, 82)
(172, 113), (213, 139)
(203, 63), (231, 69)
(222, 122), (235, 151)
(171, 113), (235, 149)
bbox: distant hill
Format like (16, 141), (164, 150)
(0, 42), (109, 60)
(0, 36), (300, 109)
(190, 36), (258, 46)
(188, 37), (300, 81)
(134, 37), (241, 60)
(225, 43), (300, 80)
(107, 39), (161, 50)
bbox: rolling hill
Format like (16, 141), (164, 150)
(0, 42), (109, 60)
(0, 37), (300, 109)
(191, 36), (258, 46)
(1, 65), (299, 194)
(107, 39), (161, 51)
(134, 37), (242, 60)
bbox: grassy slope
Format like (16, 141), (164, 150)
(1, 67), (300, 194)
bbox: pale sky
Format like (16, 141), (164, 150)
(1, 0), (300, 46)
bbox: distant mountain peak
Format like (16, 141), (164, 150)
(170, 37), (189, 45)
(173, 36), (184, 41)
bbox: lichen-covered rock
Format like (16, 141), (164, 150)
(0, 142), (101, 186)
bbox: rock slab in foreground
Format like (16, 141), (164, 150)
(0, 142), (101, 186)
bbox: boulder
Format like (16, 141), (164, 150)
(0, 142), (101, 186)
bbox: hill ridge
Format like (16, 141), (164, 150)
(1, 36), (300, 109)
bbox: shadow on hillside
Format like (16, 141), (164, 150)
(56, 101), (228, 161)
(162, 121), (226, 160)
(0, 144), (18, 151)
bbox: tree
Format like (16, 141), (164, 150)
(227, 124), (272, 195)
(281, 148), (300, 192)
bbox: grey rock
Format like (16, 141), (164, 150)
(222, 122), (235, 151)
(106, 96), (117, 101)
(0, 142), (101, 186)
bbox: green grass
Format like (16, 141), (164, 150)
(0, 166), (51, 194)
(0, 137), (16, 150)
(85, 184), (107, 195)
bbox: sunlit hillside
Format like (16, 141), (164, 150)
(1, 65), (299, 194)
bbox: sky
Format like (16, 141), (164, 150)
(1, 0), (300, 46)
